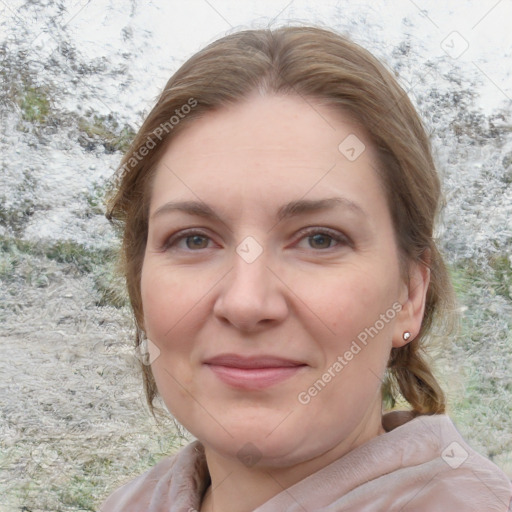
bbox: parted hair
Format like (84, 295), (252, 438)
(107, 25), (455, 417)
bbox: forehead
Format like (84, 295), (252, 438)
(150, 94), (388, 224)
(160, 94), (375, 166)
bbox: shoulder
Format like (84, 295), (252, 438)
(98, 440), (208, 512)
(388, 413), (512, 511)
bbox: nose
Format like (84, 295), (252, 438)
(212, 248), (289, 332)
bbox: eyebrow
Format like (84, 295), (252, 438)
(151, 197), (366, 223)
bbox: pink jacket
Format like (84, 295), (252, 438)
(100, 413), (512, 511)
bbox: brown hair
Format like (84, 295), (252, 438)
(107, 25), (455, 417)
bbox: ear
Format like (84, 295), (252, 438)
(392, 253), (431, 348)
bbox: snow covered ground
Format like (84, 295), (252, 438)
(0, 0), (511, 509)
(1, 0), (511, 257)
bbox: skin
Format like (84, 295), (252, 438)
(140, 93), (430, 512)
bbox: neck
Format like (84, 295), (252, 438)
(199, 404), (385, 512)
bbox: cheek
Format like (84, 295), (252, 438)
(299, 274), (396, 425)
(140, 264), (170, 340)
(291, 264), (397, 342)
(140, 261), (201, 417)
(140, 259), (208, 343)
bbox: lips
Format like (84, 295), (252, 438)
(204, 354), (305, 369)
(203, 354), (307, 390)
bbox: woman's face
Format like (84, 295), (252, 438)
(141, 93), (425, 467)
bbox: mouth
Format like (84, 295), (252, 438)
(203, 354), (308, 390)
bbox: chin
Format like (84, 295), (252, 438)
(195, 420), (316, 468)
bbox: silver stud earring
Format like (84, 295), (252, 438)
(403, 331), (411, 341)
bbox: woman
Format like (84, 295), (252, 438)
(101, 26), (512, 511)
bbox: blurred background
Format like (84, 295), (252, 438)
(0, 0), (511, 509)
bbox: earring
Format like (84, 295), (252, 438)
(403, 331), (411, 341)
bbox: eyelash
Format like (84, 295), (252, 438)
(162, 227), (351, 252)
